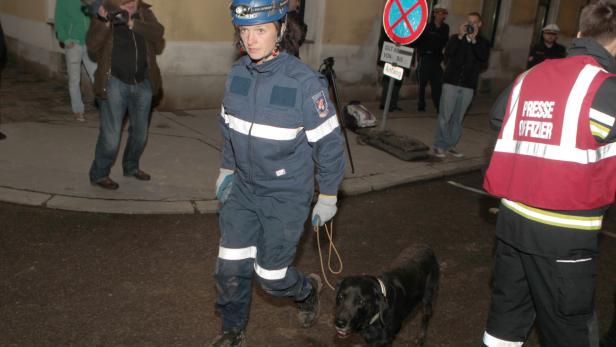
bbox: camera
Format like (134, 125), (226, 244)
(107, 9), (129, 25)
(465, 22), (475, 35)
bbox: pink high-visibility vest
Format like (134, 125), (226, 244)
(484, 56), (616, 210)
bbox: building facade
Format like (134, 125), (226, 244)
(0, 0), (589, 110)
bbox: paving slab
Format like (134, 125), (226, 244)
(0, 92), (499, 214)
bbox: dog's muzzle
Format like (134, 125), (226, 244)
(335, 327), (351, 339)
(335, 319), (351, 338)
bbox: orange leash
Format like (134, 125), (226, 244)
(314, 219), (343, 290)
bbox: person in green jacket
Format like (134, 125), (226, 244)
(54, 0), (97, 122)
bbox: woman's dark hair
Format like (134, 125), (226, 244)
(233, 15), (307, 57)
(579, 0), (616, 44)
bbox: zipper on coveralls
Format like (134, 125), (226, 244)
(247, 71), (258, 184)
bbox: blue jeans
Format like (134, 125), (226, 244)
(89, 77), (152, 183)
(433, 83), (474, 150)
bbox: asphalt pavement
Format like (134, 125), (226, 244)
(0, 63), (499, 214)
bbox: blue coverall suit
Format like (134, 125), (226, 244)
(215, 51), (346, 332)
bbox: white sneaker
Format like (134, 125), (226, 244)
(74, 113), (86, 122)
(447, 148), (464, 158)
(434, 148), (446, 158)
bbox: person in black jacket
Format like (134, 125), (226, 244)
(527, 24), (566, 69)
(433, 11), (489, 158)
(414, 3), (449, 112)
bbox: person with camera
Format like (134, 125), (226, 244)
(433, 11), (489, 158)
(86, 0), (164, 190)
(54, 0), (97, 122)
(527, 23), (566, 69)
(482, 1), (616, 345)
(211, 0), (345, 345)
(414, 3), (449, 113)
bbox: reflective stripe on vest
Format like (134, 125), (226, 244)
(502, 199), (603, 230)
(494, 64), (616, 164)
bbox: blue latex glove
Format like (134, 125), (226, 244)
(311, 194), (337, 226)
(215, 168), (234, 203)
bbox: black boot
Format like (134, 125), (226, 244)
(211, 330), (246, 347)
(297, 273), (323, 328)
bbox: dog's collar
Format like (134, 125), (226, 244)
(369, 277), (387, 325)
(376, 277), (387, 298)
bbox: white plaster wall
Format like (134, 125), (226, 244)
(158, 41), (236, 76)
(1, 13), (63, 73)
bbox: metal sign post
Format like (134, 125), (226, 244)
(355, 0), (431, 162)
(379, 42), (414, 130)
(380, 0), (427, 130)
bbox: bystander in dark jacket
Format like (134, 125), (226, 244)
(442, 32), (490, 90)
(87, 0), (164, 190)
(87, 0), (163, 99)
(414, 3), (449, 112)
(433, 12), (490, 158)
(527, 24), (566, 69)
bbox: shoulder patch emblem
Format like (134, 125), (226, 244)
(312, 90), (329, 118)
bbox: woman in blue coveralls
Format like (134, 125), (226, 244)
(211, 0), (346, 345)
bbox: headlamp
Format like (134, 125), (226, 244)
(233, 5), (251, 16)
(231, 0), (288, 18)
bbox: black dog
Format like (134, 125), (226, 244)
(334, 244), (439, 347)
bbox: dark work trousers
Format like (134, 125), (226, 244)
(380, 75), (403, 109)
(484, 206), (600, 347)
(214, 178), (314, 332)
(417, 56), (443, 111)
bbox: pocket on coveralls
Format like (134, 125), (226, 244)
(555, 257), (596, 316)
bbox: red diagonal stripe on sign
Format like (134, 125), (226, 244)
(392, 0), (420, 33)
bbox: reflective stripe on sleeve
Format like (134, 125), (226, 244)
(254, 262), (288, 280)
(502, 199), (603, 230)
(218, 246), (257, 260)
(589, 108), (615, 127)
(224, 114), (303, 141)
(305, 115), (340, 143)
(483, 331), (523, 347)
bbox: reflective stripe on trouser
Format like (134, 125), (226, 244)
(485, 217), (599, 346)
(214, 178), (313, 331)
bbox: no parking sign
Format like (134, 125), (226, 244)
(383, 0), (428, 45)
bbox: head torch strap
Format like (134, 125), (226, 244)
(232, 0), (289, 17)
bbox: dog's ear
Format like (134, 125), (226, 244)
(335, 278), (346, 295)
